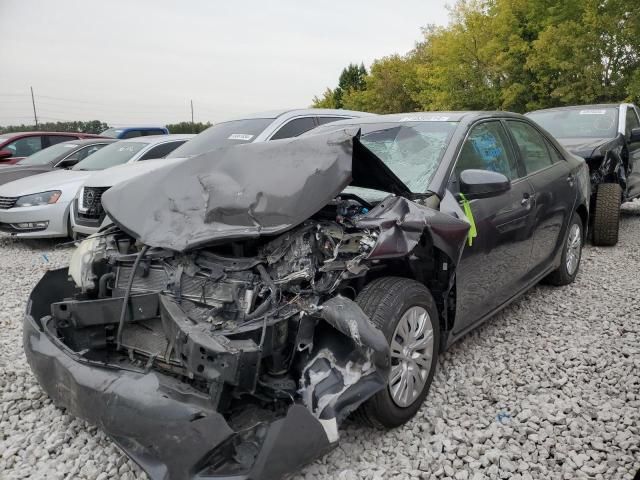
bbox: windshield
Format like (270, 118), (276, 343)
(320, 121), (457, 197)
(100, 128), (123, 138)
(18, 142), (79, 166)
(73, 141), (146, 171)
(167, 118), (273, 158)
(528, 107), (618, 139)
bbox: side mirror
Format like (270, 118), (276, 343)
(0, 149), (13, 160)
(629, 127), (640, 143)
(57, 158), (79, 169)
(459, 169), (511, 199)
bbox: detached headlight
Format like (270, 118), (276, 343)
(69, 235), (102, 291)
(15, 190), (61, 207)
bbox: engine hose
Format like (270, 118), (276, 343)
(116, 245), (149, 351)
(98, 272), (115, 298)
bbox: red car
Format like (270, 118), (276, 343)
(0, 132), (104, 164)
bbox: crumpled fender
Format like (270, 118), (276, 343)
(356, 194), (470, 265)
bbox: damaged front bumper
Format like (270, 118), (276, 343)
(23, 270), (338, 480)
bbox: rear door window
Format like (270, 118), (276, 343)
(316, 116), (349, 125)
(4, 136), (44, 157)
(455, 121), (519, 180)
(142, 129), (167, 136)
(139, 141), (187, 160)
(270, 117), (317, 140)
(45, 135), (76, 147)
(506, 121), (554, 174)
(122, 130), (143, 139)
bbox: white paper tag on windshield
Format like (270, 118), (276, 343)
(579, 109), (607, 115)
(228, 134), (254, 141)
(64, 144), (78, 148)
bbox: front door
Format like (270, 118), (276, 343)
(625, 105), (640, 199)
(450, 120), (536, 335)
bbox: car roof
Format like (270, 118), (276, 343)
(0, 131), (96, 139)
(106, 125), (168, 130)
(527, 104), (623, 114)
(222, 108), (374, 122)
(58, 138), (119, 147)
(117, 134), (194, 145)
(314, 111), (526, 126)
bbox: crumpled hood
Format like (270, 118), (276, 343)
(102, 128), (412, 251)
(82, 157), (187, 188)
(0, 169), (91, 197)
(557, 137), (617, 159)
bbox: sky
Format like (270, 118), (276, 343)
(0, 0), (450, 126)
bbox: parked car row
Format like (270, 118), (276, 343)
(4, 103), (638, 480)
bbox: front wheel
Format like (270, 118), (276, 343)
(592, 183), (621, 246)
(546, 214), (583, 286)
(354, 277), (440, 429)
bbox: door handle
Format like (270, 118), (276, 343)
(566, 174), (575, 186)
(521, 194), (532, 208)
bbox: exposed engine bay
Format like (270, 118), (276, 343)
(52, 195), (390, 459)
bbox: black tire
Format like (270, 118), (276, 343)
(592, 183), (621, 246)
(545, 213), (583, 286)
(353, 277), (440, 429)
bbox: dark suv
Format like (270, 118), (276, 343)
(527, 103), (640, 245)
(0, 131), (103, 164)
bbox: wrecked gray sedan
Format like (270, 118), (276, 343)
(23, 112), (588, 480)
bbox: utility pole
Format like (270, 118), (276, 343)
(30, 86), (38, 127)
(190, 99), (195, 133)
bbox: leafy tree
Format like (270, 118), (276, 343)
(313, 62), (368, 109)
(311, 0), (640, 112)
(0, 120), (109, 134)
(167, 121), (212, 134)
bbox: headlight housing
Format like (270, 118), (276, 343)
(15, 190), (61, 207)
(69, 235), (102, 291)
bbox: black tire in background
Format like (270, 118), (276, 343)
(546, 213), (583, 286)
(354, 277), (440, 429)
(592, 183), (622, 246)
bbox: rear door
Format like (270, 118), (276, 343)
(506, 120), (577, 277)
(450, 120), (536, 333)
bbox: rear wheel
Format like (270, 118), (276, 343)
(546, 214), (583, 286)
(354, 277), (440, 429)
(592, 183), (621, 246)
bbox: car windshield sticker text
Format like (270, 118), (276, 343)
(228, 134), (254, 141)
(399, 115), (451, 122)
(579, 109), (607, 115)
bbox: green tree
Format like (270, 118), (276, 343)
(167, 121), (212, 134)
(313, 62), (368, 109)
(0, 120), (109, 134)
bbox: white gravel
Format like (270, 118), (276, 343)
(1, 204), (639, 480)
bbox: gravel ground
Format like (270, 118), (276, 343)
(1, 204), (639, 480)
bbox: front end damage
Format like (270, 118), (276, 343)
(23, 129), (470, 480)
